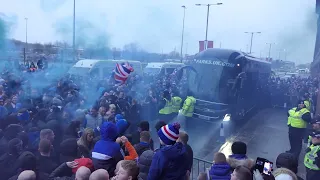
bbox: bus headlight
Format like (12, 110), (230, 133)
(223, 114), (231, 122)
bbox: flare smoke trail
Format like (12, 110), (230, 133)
(275, 8), (317, 63)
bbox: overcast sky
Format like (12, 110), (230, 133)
(0, 0), (317, 63)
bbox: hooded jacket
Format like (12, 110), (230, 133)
(92, 122), (123, 177)
(227, 154), (254, 170)
(138, 150), (154, 180)
(208, 163), (232, 180)
(147, 142), (188, 180)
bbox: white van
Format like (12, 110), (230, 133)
(68, 59), (143, 79)
(144, 62), (185, 76)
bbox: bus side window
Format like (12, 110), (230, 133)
(102, 67), (111, 77)
(166, 68), (175, 74)
(160, 68), (165, 75)
(90, 68), (99, 78)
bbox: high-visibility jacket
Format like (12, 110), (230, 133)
(287, 107), (309, 128)
(181, 96), (196, 117)
(308, 135), (312, 147)
(304, 144), (320, 170)
(304, 100), (311, 111)
(159, 98), (172, 115)
(171, 96), (182, 113)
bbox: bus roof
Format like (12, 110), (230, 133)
(195, 48), (271, 64)
(146, 62), (184, 68)
(73, 59), (141, 68)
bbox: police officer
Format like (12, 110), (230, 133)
(181, 90), (196, 130)
(287, 100), (311, 157)
(303, 93), (312, 111)
(307, 116), (320, 147)
(158, 90), (172, 123)
(304, 131), (320, 180)
(171, 91), (182, 117)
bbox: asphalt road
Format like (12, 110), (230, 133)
(150, 108), (306, 179)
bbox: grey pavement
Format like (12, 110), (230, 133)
(149, 108), (306, 179)
(201, 108), (306, 179)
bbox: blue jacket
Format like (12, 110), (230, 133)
(92, 122), (123, 177)
(209, 163), (232, 180)
(147, 142), (188, 180)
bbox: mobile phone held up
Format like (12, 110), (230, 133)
(255, 157), (273, 175)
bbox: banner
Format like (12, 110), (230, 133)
(199, 41), (205, 52)
(266, 58), (273, 62)
(207, 41), (214, 48)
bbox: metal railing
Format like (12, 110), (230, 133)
(191, 157), (213, 180)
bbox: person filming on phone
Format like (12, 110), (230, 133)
(286, 100), (311, 157)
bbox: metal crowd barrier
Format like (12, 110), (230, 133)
(191, 157), (213, 180)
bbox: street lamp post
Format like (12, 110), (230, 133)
(284, 49), (287, 60)
(24, 17), (28, 64)
(195, 3), (223, 50)
(244, 32), (261, 54)
(180, 5), (186, 62)
(266, 43), (275, 59)
(73, 0), (76, 62)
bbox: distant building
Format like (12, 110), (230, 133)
(271, 60), (295, 71)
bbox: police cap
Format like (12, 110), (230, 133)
(311, 115), (320, 124)
(311, 131), (320, 138)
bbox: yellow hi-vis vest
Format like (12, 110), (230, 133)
(304, 144), (320, 170)
(181, 96), (196, 117)
(304, 100), (311, 111)
(308, 135), (312, 147)
(287, 107), (309, 128)
(159, 98), (172, 115)
(171, 96), (182, 113)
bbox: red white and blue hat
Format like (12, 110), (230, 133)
(157, 122), (180, 145)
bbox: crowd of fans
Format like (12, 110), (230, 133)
(269, 76), (318, 109)
(0, 62), (317, 180)
(0, 65), (193, 180)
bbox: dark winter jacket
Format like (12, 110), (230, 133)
(92, 122), (124, 177)
(134, 142), (151, 156)
(138, 150), (154, 180)
(59, 138), (79, 164)
(147, 142), (188, 180)
(209, 163), (232, 180)
(77, 144), (91, 158)
(48, 162), (74, 180)
(184, 144), (193, 171)
(37, 155), (59, 174)
(0, 153), (20, 180)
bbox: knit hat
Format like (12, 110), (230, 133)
(231, 141), (247, 155)
(115, 114), (124, 121)
(116, 119), (129, 135)
(72, 158), (94, 173)
(157, 122), (180, 145)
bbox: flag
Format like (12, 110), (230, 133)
(199, 41), (205, 52)
(207, 41), (214, 48)
(114, 62), (134, 85)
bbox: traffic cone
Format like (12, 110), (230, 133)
(217, 122), (226, 143)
